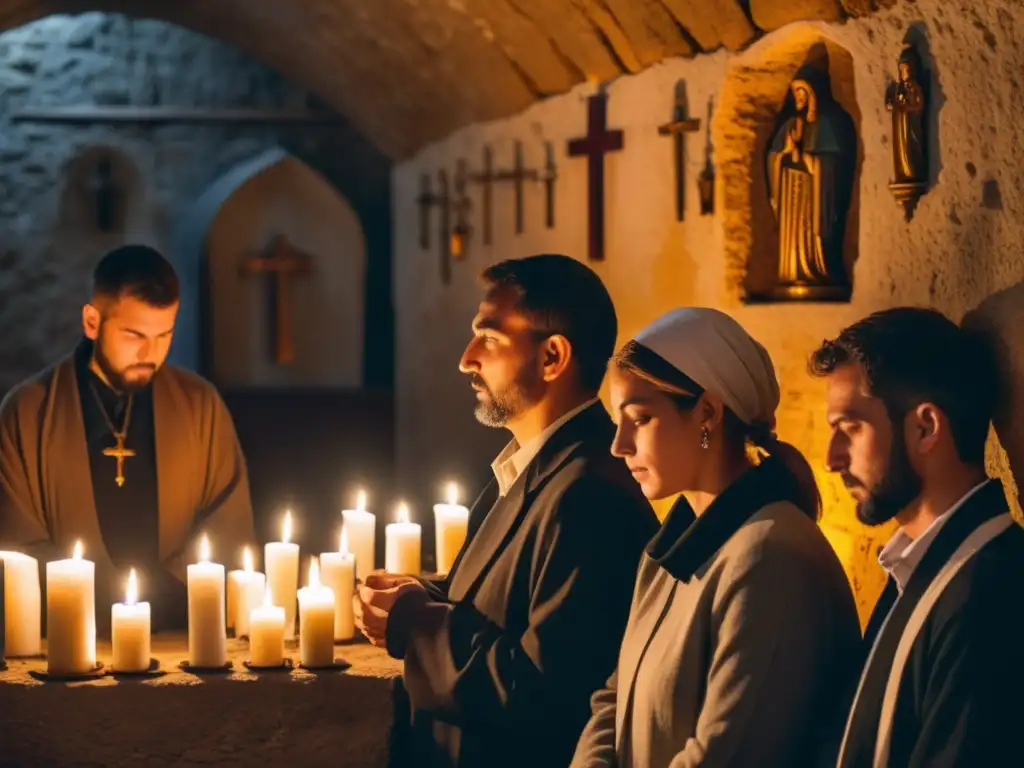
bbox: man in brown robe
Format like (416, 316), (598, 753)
(0, 245), (256, 631)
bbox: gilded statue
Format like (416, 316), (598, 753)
(886, 43), (928, 220)
(761, 66), (855, 302)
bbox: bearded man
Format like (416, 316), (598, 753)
(0, 245), (256, 631)
(811, 307), (1024, 768)
(356, 254), (657, 768)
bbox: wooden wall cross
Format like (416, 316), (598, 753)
(698, 97), (716, 216)
(494, 141), (538, 234)
(240, 235), (314, 365)
(415, 171), (456, 284)
(450, 160), (472, 261)
(471, 147), (495, 245)
(658, 81), (701, 222)
(541, 141), (558, 229)
(567, 88), (624, 261)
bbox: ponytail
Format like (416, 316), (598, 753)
(748, 424), (822, 521)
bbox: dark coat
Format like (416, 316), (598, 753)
(386, 403), (658, 768)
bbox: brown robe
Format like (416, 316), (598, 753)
(0, 347), (256, 608)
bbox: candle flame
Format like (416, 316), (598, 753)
(308, 556), (320, 588)
(243, 546), (254, 573)
(356, 489), (367, 512)
(396, 502), (410, 525)
(282, 510), (293, 544)
(72, 540), (83, 560)
(447, 482), (459, 506)
(263, 587), (274, 608)
(126, 568), (138, 606)
(199, 534), (211, 563)
(340, 527), (350, 555)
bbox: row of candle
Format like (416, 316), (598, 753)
(1, 484), (471, 675)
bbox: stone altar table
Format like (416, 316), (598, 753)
(0, 634), (402, 767)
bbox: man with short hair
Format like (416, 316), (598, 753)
(0, 245), (256, 630)
(357, 254), (658, 768)
(810, 307), (1023, 768)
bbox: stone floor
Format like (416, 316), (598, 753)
(0, 633), (402, 767)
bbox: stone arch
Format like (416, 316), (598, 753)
(172, 146), (367, 389)
(714, 24), (863, 302)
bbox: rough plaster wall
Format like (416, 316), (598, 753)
(393, 0), (1024, 624)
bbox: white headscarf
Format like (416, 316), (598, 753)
(632, 308), (780, 427)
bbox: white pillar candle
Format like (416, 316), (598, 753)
(297, 558), (335, 668)
(319, 528), (356, 641)
(385, 503), (421, 576)
(341, 490), (376, 582)
(248, 587), (286, 668)
(433, 482), (470, 575)
(265, 510), (300, 640)
(0, 551), (41, 657)
(187, 535), (226, 668)
(45, 541), (95, 675)
(228, 548), (266, 639)
(111, 568), (150, 673)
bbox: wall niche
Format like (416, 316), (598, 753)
(715, 26), (863, 304)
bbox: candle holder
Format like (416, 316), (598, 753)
(107, 658), (166, 678)
(297, 657), (351, 672)
(28, 662), (105, 682)
(243, 657), (294, 672)
(178, 660), (234, 675)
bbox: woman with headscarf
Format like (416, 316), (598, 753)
(571, 308), (861, 768)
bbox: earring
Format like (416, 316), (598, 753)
(700, 427), (710, 450)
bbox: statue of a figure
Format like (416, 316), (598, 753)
(886, 43), (928, 220)
(763, 67), (855, 301)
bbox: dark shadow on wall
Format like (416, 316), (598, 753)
(963, 280), (1024, 515)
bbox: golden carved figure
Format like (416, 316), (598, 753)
(886, 44), (928, 220)
(760, 66), (855, 302)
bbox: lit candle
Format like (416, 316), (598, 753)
(0, 551), (41, 657)
(297, 558), (335, 668)
(227, 548), (266, 639)
(187, 535), (226, 668)
(433, 482), (469, 575)
(385, 503), (421, 576)
(45, 541), (95, 675)
(111, 568), (150, 673)
(265, 510), (300, 640)
(248, 588), (285, 668)
(341, 490), (375, 582)
(319, 528), (356, 641)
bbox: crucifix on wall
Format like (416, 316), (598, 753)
(567, 87), (624, 262)
(658, 81), (701, 222)
(240, 235), (314, 365)
(415, 170), (456, 285)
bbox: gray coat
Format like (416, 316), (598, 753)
(572, 459), (861, 768)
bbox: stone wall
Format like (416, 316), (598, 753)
(392, 0), (1024, 624)
(0, 12), (392, 396)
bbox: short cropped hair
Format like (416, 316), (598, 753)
(92, 245), (180, 307)
(481, 254), (617, 393)
(809, 307), (996, 465)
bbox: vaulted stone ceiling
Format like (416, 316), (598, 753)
(0, 0), (899, 158)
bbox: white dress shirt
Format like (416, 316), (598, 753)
(490, 399), (599, 497)
(877, 479), (990, 593)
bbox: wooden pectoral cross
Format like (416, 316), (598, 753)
(241, 235), (314, 364)
(658, 81), (701, 222)
(568, 88), (624, 261)
(103, 436), (135, 488)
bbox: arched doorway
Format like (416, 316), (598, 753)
(174, 147), (391, 554)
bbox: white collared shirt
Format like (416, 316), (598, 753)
(490, 399), (599, 497)
(877, 480), (990, 593)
